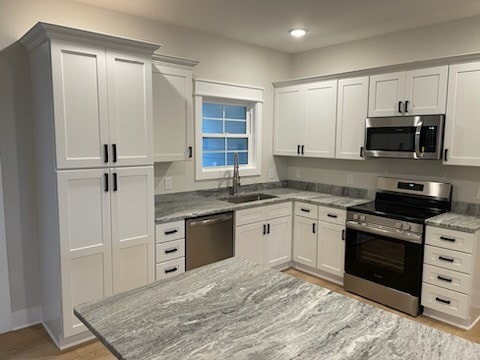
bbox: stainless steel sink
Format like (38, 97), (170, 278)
(219, 193), (277, 204)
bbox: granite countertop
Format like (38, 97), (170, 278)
(75, 257), (480, 360)
(155, 188), (371, 224)
(426, 212), (480, 233)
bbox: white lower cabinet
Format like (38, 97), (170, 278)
(235, 202), (292, 268)
(155, 220), (186, 280)
(422, 226), (480, 329)
(316, 221), (345, 278)
(293, 216), (317, 268)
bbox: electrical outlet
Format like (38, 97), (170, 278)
(164, 177), (172, 190)
(295, 169), (301, 178)
(269, 169), (275, 179)
(346, 174), (354, 185)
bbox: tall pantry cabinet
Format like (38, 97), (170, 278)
(21, 23), (159, 348)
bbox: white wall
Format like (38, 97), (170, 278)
(288, 15), (480, 203)
(0, 0), (291, 316)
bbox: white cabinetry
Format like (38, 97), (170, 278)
(368, 66), (448, 117)
(21, 23), (158, 348)
(155, 220), (186, 280)
(336, 77), (369, 160)
(443, 61), (480, 166)
(293, 208), (317, 268)
(274, 81), (337, 158)
(152, 56), (198, 162)
(422, 226), (480, 329)
(235, 202), (292, 268)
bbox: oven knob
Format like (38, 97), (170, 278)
(396, 222), (402, 229)
(402, 223), (411, 231)
(360, 215), (366, 222)
(353, 214), (359, 220)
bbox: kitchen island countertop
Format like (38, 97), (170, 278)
(75, 258), (480, 360)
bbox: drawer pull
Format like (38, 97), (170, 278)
(300, 208), (311, 213)
(164, 229), (178, 235)
(164, 267), (178, 274)
(327, 214), (338, 218)
(439, 255), (454, 263)
(440, 236), (456, 242)
(437, 275), (453, 283)
(164, 248), (178, 254)
(435, 297), (451, 305)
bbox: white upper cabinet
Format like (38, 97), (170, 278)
(444, 61), (480, 166)
(368, 66), (448, 117)
(274, 80), (336, 158)
(152, 58), (196, 162)
(336, 76), (369, 160)
(50, 40), (154, 169)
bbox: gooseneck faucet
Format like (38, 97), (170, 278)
(232, 152), (241, 195)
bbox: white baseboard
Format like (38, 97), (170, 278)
(11, 306), (42, 331)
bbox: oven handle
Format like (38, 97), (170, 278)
(346, 221), (422, 245)
(414, 119), (423, 159)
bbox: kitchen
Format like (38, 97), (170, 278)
(2, 0), (480, 358)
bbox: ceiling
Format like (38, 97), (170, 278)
(72, 0), (480, 53)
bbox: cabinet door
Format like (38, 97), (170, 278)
(106, 50), (153, 166)
(264, 216), (292, 268)
(304, 80), (337, 158)
(153, 64), (193, 162)
(50, 40), (109, 169)
(57, 169), (112, 337)
(405, 66), (448, 115)
(235, 222), (263, 264)
(336, 77), (369, 160)
(274, 86), (305, 156)
(111, 166), (154, 293)
(368, 72), (405, 117)
(444, 62), (480, 166)
(293, 216), (317, 268)
(317, 221), (345, 278)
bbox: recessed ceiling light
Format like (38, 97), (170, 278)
(289, 29), (306, 38)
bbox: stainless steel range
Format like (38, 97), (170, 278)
(344, 177), (452, 316)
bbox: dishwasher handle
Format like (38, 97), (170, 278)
(188, 213), (232, 227)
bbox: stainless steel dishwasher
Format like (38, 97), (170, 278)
(185, 212), (234, 270)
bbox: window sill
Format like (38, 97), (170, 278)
(195, 166), (261, 180)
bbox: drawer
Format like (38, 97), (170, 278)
(264, 202), (292, 220)
(426, 226), (474, 254)
(294, 202), (318, 220)
(236, 202), (292, 226)
(156, 220), (185, 243)
(424, 245), (472, 274)
(156, 239), (185, 263)
(423, 264), (471, 294)
(421, 283), (468, 320)
(155, 257), (185, 280)
(318, 206), (346, 225)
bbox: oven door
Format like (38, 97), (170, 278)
(345, 223), (424, 297)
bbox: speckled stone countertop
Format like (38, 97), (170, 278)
(75, 258), (480, 360)
(426, 212), (480, 233)
(155, 187), (370, 224)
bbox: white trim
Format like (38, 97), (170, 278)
(11, 306), (42, 331)
(194, 78), (264, 103)
(0, 154), (12, 334)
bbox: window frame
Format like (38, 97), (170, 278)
(194, 79), (263, 180)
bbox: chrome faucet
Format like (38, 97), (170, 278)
(232, 152), (241, 195)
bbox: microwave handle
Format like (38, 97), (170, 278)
(414, 121), (423, 159)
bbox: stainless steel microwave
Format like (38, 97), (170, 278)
(364, 115), (444, 160)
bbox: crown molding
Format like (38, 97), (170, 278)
(152, 53), (199, 68)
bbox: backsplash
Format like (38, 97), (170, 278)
(286, 180), (374, 200)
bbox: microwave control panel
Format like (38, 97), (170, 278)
(420, 126), (438, 153)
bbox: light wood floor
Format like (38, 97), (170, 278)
(1, 268), (480, 359)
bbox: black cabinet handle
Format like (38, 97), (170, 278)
(188, 146), (193, 158)
(164, 229), (178, 235)
(263, 224), (266, 235)
(342, 229), (345, 240)
(440, 236), (456, 243)
(404, 100), (409, 113)
(360, 146), (364, 158)
(267, 223), (270, 234)
(297, 145), (300, 154)
(300, 208), (311, 213)
(439, 256), (454, 263)
(435, 297), (451, 305)
(444, 149), (448, 161)
(164, 248), (178, 254)
(398, 101), (403, 113)
(104, 144), (109, 163)
(113, 173), (118, 191)
(104, 173), (109, 192)
(301, 145), (305, 155)
(112, 144), (117, 163)
(327, 214), (338, 218)
(437, 275), (453, 283)
(312, 223), (316, 234)
(164, 267), (178, 274)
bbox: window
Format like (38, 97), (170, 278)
(194, 79), (263, 180)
